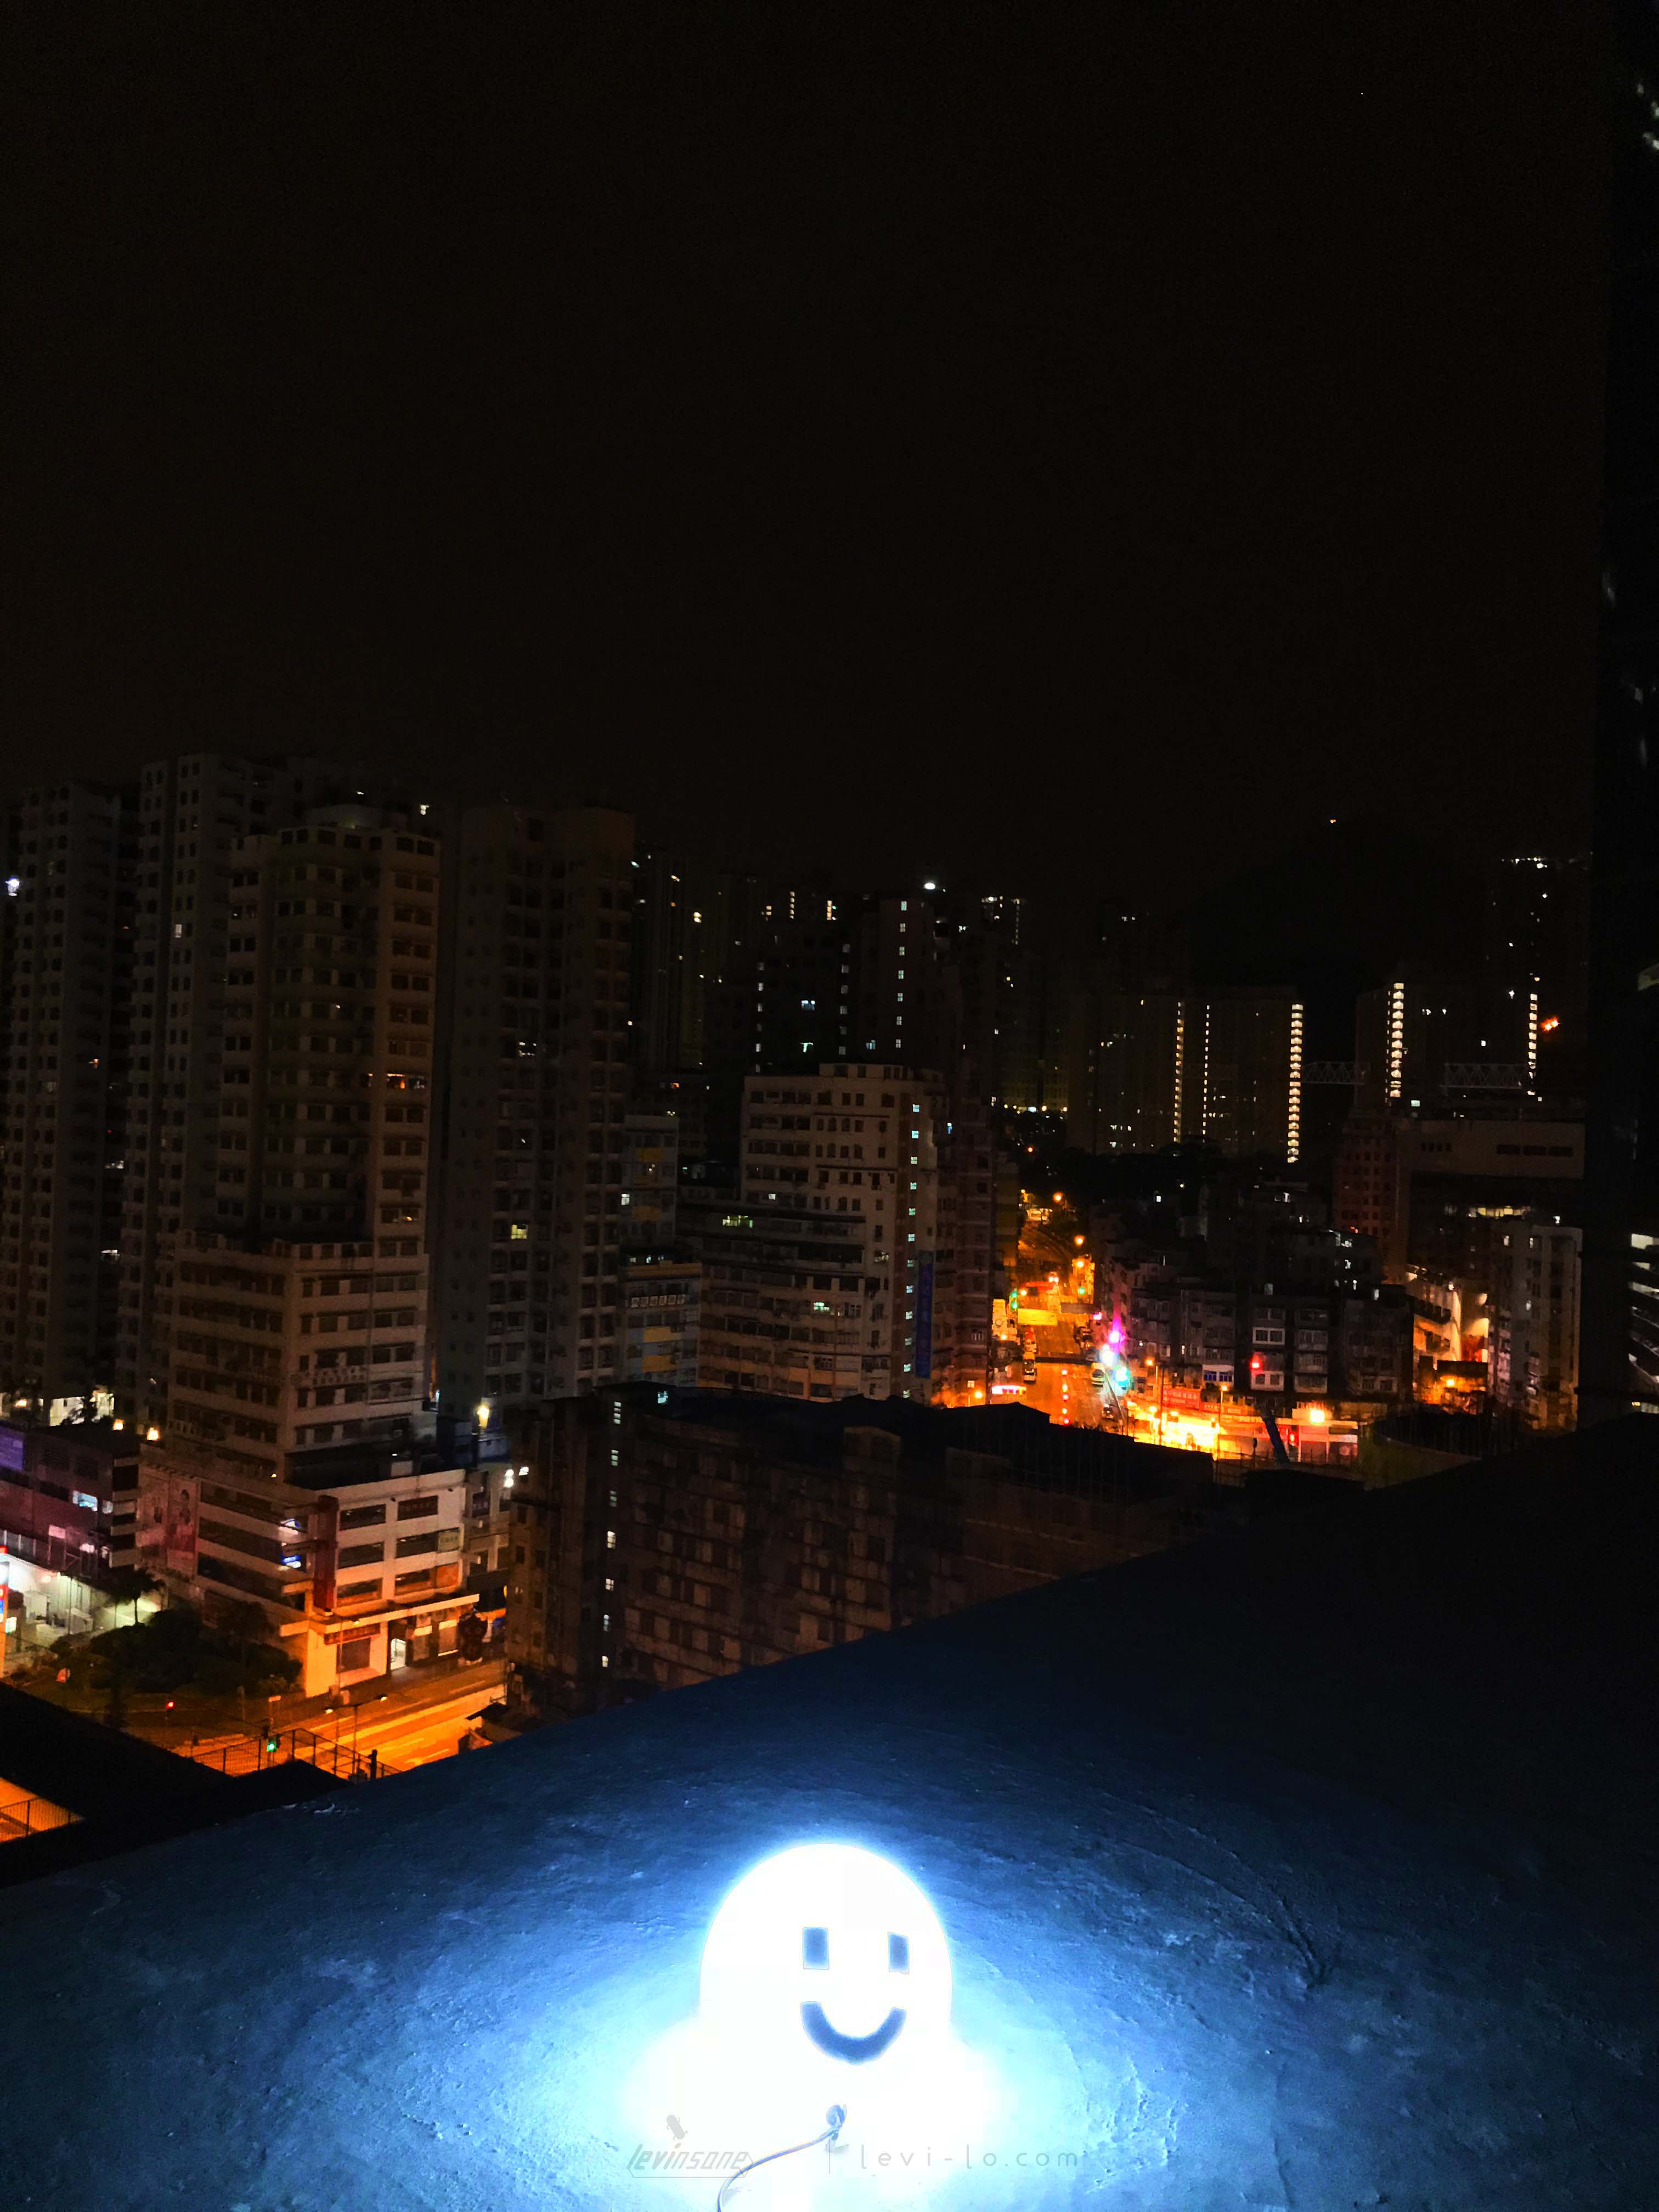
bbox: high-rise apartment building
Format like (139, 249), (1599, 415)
(144, 809), (441, 1492)
(135, 809), (467, 1685)
(1354, 964), (1485, 1112)
(701, 1060), (992, 1404)
(119, 754), (420, 1438)
(628, 853), (758, 1077)
(430, 806), (634, 1424)
(1481, 855), (1590, 1106)
(616, 1112), (700, 1388)
(856, 894), (943, 1067)
(953, 893), (1030, 1107)
(1335, 1109), (1583, 1288)
(1177, 989), (1304, 1161)
(739, 895), (856, 1073)
(1488, 1215), (1581, 1434)
(0, 783), (136, 1414)
(682, 1193), (877, 1400)
(1061, 978), (1182, 1155)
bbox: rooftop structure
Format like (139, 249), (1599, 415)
(4, 1417), (1655, 2204)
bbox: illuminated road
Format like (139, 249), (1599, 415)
(315, 1668), (504, 1772)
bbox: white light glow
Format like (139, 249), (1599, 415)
(627, 1841), (990, 2200)
(701, 1843), (951, 2075)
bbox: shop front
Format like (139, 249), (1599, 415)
(387, 1608), (462, 1670)
(298, 1592), (476, 1696)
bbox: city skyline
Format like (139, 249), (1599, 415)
(3, 15), (1654, 2208)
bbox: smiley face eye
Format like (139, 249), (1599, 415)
(888, 1932), (910, 1974)
(802, 1926), (830, 1970)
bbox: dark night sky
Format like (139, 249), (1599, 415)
(7, 4), (1608, 902)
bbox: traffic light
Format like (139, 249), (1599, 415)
(265, 1731), (280, 1754)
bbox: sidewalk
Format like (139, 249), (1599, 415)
(264, 1651), (505, 1734)
(2, 1650), (504, 1765)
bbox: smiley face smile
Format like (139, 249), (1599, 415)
(699, 1843), (952, 2074)
(800, 2001), (907, 2063)
(795, 1921), (911, 2062)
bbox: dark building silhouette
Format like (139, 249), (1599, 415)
(0, 785), (134, 1413)
(1583, 3), (1659, 1418)
(501, 1389), (1209, 1713)
(1479, 855), (1590, 1108)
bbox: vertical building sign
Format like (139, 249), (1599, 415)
(312, 1497), (338, 1613)
(139, 1471), (167, 1558)
(913, 1255), (935, 1379)
(165, 1476), (198, 1575)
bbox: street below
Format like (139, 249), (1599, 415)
(317, 1667), (504, 1771)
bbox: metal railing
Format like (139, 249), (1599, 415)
(183, 1725), (399, 1784)
(0, 1795), (80, 1844)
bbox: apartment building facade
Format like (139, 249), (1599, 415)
(682, 1195), (877, 1400)
(1061, 981), (1182, 1156)
(1488, 1215), (1582, 1431)
(729, 1061), (992, 1404)
(1333, 1110), (1413, 1277)
(140, 1435), (470, 1696)
(431, 806), (634, 1423)
(501, 1391), (1207, 1715)
(138, 811), (442, 1562)
(1178, 988), (1305, 1163)
(0, 783), (134, 1413)
(117, 755), (422, 1440)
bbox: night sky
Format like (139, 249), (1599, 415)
(9, 5), (1607, 902)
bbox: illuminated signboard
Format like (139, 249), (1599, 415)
(913, 1259), (935, 1379)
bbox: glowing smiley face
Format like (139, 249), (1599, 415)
(700, 1843), (951, 2073)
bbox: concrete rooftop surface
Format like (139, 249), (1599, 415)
(8, 1419), (1657, 2210)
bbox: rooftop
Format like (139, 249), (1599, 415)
(640, 1389), (1210, 1497)
(284, 1436), (466, 1493)
(8, 1419), (1656, 2208)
